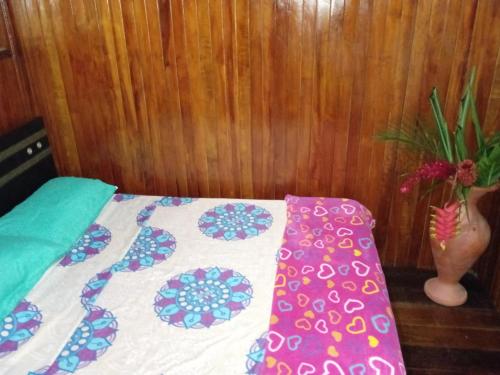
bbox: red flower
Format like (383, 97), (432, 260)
(400, 160), (456, 194)
(456, 159), (477, 187)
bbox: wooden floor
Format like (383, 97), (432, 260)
(385, 268), (500, 375)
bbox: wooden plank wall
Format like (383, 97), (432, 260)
(0, 0), (34, 134)
(4, 0), (500, 304)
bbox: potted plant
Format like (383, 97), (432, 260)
(378, 68), (500, 306)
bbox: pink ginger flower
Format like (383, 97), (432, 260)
(429, 201), (461, 250)
(400, 160), (456, 194)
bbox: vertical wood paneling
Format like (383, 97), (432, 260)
(5, 0), (500, 306)
(0, 0), (34, 134)
(294, 0), (315, 197)
(411, 0), (457, 269)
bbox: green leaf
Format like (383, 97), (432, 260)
(484, 132), (500, 151)
(463, 67), (485, 157)
(454, 85), (471, 161)
(476, 145), (500, 186)
(470, 95), (486, 157)
(455, 184), (470, 202)
(454, 125), (467, 161)
(376, 120), (447, 159)
(429, 88), (454, 162)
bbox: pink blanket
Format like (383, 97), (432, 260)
(260, 195), (405, 375)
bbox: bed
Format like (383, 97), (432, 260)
(0, 120), (405, 375)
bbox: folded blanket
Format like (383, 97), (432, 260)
(259, 195), (405, 375)
(0, 177), (115, 321)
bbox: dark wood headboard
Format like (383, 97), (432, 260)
(0, 117), (57, 216)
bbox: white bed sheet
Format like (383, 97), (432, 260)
(1, 195), (286, 375)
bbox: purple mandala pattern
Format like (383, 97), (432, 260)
(0, 300), (42, 358)
(112, 226), (176, 272)
(80, 269), (113, 307)
(245, 332), (268, 374)
(198, 203), (273, 240)
(136, 204), (157, 227)
(30, 223), (177, 374)
(112, 194), (136, 202)
(59, 224), (111, 267)
(136, 196), (196, 227)
(32, 307), (117, 375)
(156, 196), (197, 207)
(154, 267), (253, 329)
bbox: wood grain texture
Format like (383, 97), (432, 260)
(0, 0), (34, 134)
(4, 0), (500, 304)
(386, 268), (500, 374)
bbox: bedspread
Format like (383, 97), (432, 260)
(0, 194), (405, 375)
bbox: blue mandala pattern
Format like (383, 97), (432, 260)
(246, 332), (268, 374)
(136, 197), (196, 227)
(156, 196), (197, 207)
(136, 204), (157, 227)
(112, 194), (136, 202)
(112, 227), (176, 272)
(198, 203), (273, 240)
(154, 267), (253, 329)
(59, 224), (111, 267)
(80, 268), (113, 307)
(31, 224), (177, 374)
(0, 300), (42, 358)
(32, 307), (117, 375)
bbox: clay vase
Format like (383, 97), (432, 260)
(424, 184), (499, 306)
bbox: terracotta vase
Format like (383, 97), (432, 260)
(424, 184), (499, 306)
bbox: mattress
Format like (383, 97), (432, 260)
(0, 194), (405, 374)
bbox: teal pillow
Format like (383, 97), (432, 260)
(0, 177), (116, 321)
